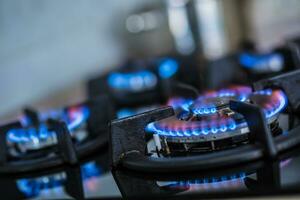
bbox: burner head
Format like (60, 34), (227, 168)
(117, 105), (159, 119)
(189, 86), (252, 116)
(239, 52), (284, 73)
(88, 56), (202, 109)
(7, 105), (90, 153)
(146, 86), (287, 154)
(0, 96), (112, 173)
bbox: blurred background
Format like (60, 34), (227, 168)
(1, 0), (300, 116)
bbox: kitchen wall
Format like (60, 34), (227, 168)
(242, 0), (300, 51)
(0, 0), (158, 115)
(1, 0), (300, 116)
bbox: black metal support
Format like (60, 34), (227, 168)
(110, 106), (174, 168)
(230, 100), (277, 159)
(112, 169), (181, 198)
(0, 103), (108, 173)
(86, 95), (115, 137)
(109, 105), (280, 172)
(65, 166), (84, 200)
(286, 38), (300, 69)
(23, 107), (39, 126)
(169, 81), (200, 99)
(245, 160), (281, 191)
(112, 159), (281, 198)
(110, 99), (300, 172)
(253, 69), (300, 113)
(0, 122), (22, 165)
(48, 119), (78, 165)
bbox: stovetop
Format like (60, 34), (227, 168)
(1, 59), (300, 199)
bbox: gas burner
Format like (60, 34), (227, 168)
(189, 86), (252, 115)
(110, 70), (300, 173)
(239, 52), (284, 73)
(145, 87), (286, 154)
(107, 70), (158, 92)
(0, 96), (113, 174)
(88, 56), (200, 108)
(8, 105), (90, 153)
(57, 105), (90, 131)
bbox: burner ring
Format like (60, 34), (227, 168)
(7, 105), (90, 152)
(0, 96), (111, 174)
(146, 88), (287, 142)
(189, 86), (252, 116)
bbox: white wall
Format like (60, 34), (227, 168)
(0, 0), (155, 115)
(244, 0), (300, 50)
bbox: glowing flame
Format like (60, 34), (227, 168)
(146, 87), (287, 137)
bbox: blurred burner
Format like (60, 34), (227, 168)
(107, 70), (158, 92)
(8, 105), (90, 153)
(109, 69), (300, 174)
(239, 52), (284, 73)
(237, 41), (299, 83)
(146, 86), (287, 155)
(0, 96), (113, 174)
(88, 56), (201, 108)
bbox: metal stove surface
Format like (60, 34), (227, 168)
(1, 115), (300, 200)
(0, 148), (122, 200)
(1, 144), (300, 199)
(1, 72), (300, 199)
(0, 116), (298, 199)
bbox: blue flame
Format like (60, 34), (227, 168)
(253, 89), (272, 96)
(146, 120), (240, 137)
(167, 98), (193, 111)
(7, 124), (55, 143)
(66, 106), (90, 131)
(7, 106), (90, 144)
(191, 104), (217, 115)
(265, 91), (287, 118)
(166, 172), (246, 189)
(107, 70), (157, 92)
(239, 52), (283, 70)
(146, 89), (287, 137)
(189, 87), (252, 116)
(16, 161), (101, 198)
(117, 109), (136, 119)
(17, 176), (65, 198)
(81, 162), (102, 179)
(158, 58), (179, 79)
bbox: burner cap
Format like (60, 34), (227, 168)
(189, 86), (252, 116)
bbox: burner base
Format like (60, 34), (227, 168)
(152, 120), (282, 156)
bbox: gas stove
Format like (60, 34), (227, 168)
(0, 96), (114, 173)
(110, 70), (300, 198)
(1, 70), (300, 199)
